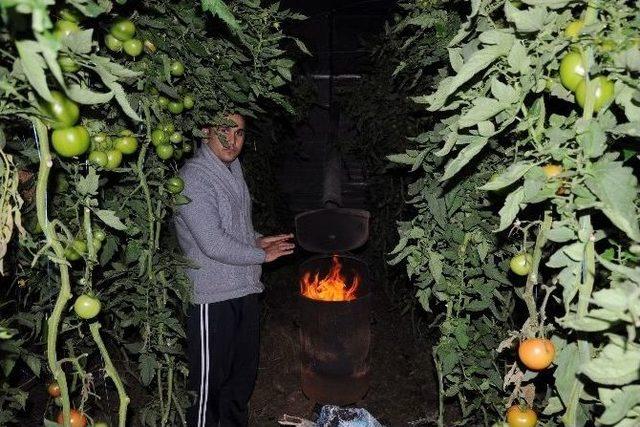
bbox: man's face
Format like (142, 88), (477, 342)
(204, 114), (246, 164)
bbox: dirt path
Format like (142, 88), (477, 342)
(250, 263), (439, 426)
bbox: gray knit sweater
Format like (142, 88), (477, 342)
(174, 145), (265, 304)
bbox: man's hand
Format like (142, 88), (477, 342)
(258, 234), (295, 262)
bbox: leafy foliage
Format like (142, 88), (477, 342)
(391, 0), (640, 425)
(0, 0), (302, 424)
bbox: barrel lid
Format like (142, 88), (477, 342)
(295, 208), (370, 253)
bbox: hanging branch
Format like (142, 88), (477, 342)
(32, 117), (73, 427)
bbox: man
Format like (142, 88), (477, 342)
(175, 113), (294, 426)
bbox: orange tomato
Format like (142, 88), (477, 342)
(541, 164), (562, 179)
(507, 405), (537, 427)
(47, 381), (61, 397)
(518, 338), (555, 370)
(56, 409), (87, 427)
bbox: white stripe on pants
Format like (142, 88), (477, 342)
(198, 304), (211, 427)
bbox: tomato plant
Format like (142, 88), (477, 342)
(0, 0), (304, 426)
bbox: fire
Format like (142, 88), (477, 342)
(301, 256), (361, 302)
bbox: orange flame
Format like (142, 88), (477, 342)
(300, 256), (361, 301)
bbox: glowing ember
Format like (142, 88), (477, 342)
(301, 256), (361, 301)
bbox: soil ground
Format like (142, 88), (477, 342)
(249, 262), (440, 427)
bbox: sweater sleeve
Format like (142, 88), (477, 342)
(176, 178), (266, 266)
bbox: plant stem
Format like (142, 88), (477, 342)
(434, 352), (444, 427)
(522, 212), (552, 330)
(89, 322), (130, 427)
(32, 117), (73, 427)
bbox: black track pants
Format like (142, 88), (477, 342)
(186, 293), (260, 427)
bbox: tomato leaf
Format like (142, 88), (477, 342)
(201, 0), (240, 32)
(94, 209), (127, 231)
(67, 84), (114, 105)
(598, 385), (640, 425)
(479, 162), (533, 191)
(585, 158), (640, 242)
(15, 40), (52, 102)
(77, 167), (99, 196)
(440, 136), (488, 181)
(61, 29), (94, 54)
(495, 186), (524, 232)
(581, 342), (640, 385)
(139, 353), (157, 386)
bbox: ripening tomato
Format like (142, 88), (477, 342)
(559, 51), (586, 92)
(48, 381), (61, 397)
(104, 34), (123, 52)
(518, 338), (555, 370)
(151, 129), (168, 146)
(123, 39), (143, 57)
(56, 409), (88, 427)
(105, 149), (123, 170)
(52, 126), (90, 158)
(168, 101), (184, 115)
(156, 144), (174, 160)
(166, 177), (185, 194)
(170, 60), (185, 76)
(143, 39), (157, 54)
(541, 164), (562, 179)
(574, 76), (615, 112)
(89, 151), (108, 167)
(509, 253), (532, 276)
(53, 20), (80, 39)
(43, 91), (79, 129)
(506, 405), (537, 427)
(74, 294), (101, 319)
(564, 20), (583, 39)
(110, 18), (136, 41)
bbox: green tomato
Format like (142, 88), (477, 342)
(599, 39), (616, 53)
(510, 253), (533, 276)
(575, 76), (615, 112)
(123, 39), (143, 57)
(169, 60), (185, 77)
(91, 132), (112, 150)
(151, 129), (168, 146)
(158, 96), (169, 108)
(72, 239), (87, 255)
(182, 141), (193, 154)
(155, 144), (174, 160)
(166, 176), (185, 194)
(51, 126), (90, 158)
(559, 51), (586, 92)
(93, 229), (106, 242)
(564, 20), (583, 39)
(43, 91), (79, 129)
(58, 55), (80, 73)
(169, 132), (183, 144)
(114, 135), (138, 154)
(93, 239), (102, 252)
(74, 294), (101, 319)
(183, 95), (194, 109)
(104, 34), (123, 52)
(168, 101), (184, 115)
(89, 151), (108, 168)
(110, 18), (136, 41)
(94, 422), (109, 427)
(64, 246), (81, 261)
(161, 122), (175, 134)
(53, 20), (80, 39)
(105, 149), (123, 170)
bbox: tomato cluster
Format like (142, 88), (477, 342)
(150, 121), (191, 163)
(105, 18), (145, 58)
(64, 228), (107, 261)
(88, 130), (139, 170)
(43, 92), (90, 158)
(559, 21), (615, 113)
